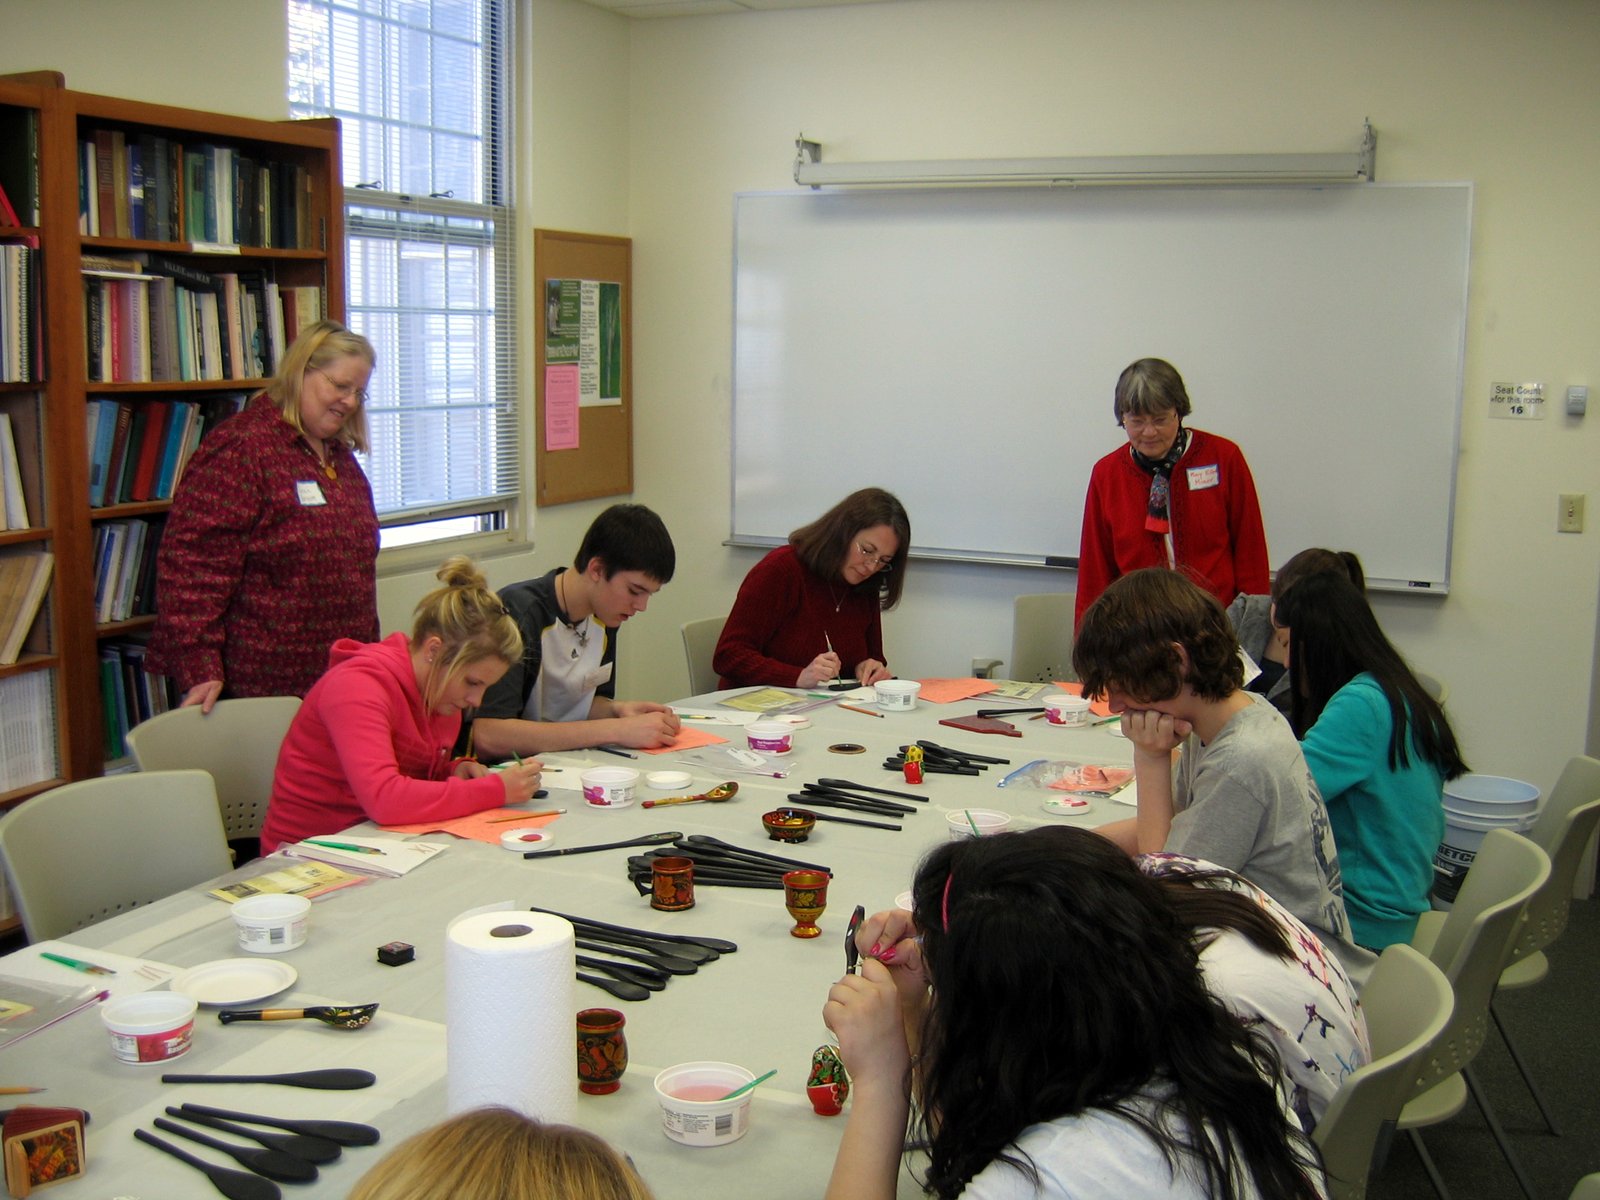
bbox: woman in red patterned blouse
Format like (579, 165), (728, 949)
(148, 320), (380, 711)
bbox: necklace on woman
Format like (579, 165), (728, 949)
(557, 571), (590, 655)
(829, 583), (847, 613)
(303, 439), (336, 481)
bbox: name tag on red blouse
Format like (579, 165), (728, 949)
(296, 480), (328, 506)
(1186, 464), (1220, 491)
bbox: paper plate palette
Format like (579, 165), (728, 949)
(171, 958), (298, 1006)
(501, 828), (555, 851)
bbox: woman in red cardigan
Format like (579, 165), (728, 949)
(714, 488), (911, 690)
(1075, 358), (1269, 630)
(262, 556), (544, 852)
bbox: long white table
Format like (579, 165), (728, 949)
(2, 689), (1134, 1199)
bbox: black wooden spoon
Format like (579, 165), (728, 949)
(134, 1128), (281, 1200)
(152, 1117), (317, 1183)
(575, 954), (668, 991)
(162, 1068), (375, 1090)
(178, 1104), (380, 1147)
(524, 831), (682, 859)
(565, 923), (716, 964)
(574, 937), (698, 975)
(164, 1107), (341, 1165)
(527, 906), (739, 954)
(578, 971), (649, 1001)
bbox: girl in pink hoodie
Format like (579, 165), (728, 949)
(263, 556), (544, 851)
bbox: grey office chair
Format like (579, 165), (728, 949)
(1314, 944), (1454, 1200)
(1415, 671), (1449, 706)
(681, 615), (726, 697)
(1413, 753), (1600, 1137)
(0, 770), (231, 940)
(124, 696), (301, 843)
(1397, 829), (1549, 1200)
(1009, 593), (1075, 683)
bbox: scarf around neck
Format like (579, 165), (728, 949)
(1131, 426), (1190, 534)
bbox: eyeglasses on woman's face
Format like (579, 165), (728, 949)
(312, 365), (369, 406)
(855, 541), (895, 571)
(1120, 410), (1178, 435)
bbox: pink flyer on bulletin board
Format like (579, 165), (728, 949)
(545, 364), (580, 450)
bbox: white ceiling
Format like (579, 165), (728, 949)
(579, 0), (906, 17)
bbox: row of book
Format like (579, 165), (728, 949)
(0, 107), (39, 228)
(101, 639), (178, 762)
(84, 253), (323, 384)
(0, 668), (59, 792)
(86, 392), (246, 509)
(0, 411), (31, 530)
(79, 128), (317, 250)
(1, 242), (40, 382)
(0, 550), (53, 666)
(92, 519), (161, 626)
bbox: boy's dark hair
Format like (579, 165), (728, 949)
(1072, 568), (1243, 703)
(573, 504), (676, 583)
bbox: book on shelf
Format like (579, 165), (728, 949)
(1, 243), (39, 383)
(98, 638), (176, 761)
(0, 551), (53, 665)
(0, 107), (40, 227)
(99, 402), (134, 508)
(0, 412), (30, 528)
(0, 668), (58, 791)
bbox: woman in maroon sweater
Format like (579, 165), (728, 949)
(714, 489), (910, 690)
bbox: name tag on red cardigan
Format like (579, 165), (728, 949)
(296, 480), (328, 506)
(1186, 464), (1219, 490)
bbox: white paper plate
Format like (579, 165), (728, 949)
(171, 958), (298, 1006)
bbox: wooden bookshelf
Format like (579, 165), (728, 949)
(0, 72), (343, 791)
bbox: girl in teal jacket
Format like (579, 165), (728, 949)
(1275, 573), (1468, 948)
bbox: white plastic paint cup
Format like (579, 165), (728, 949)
(232, 892), (311, 954)
(581, 767), (640, 809)
(653, 1061), (756, 1147)
(101, 992), (197, 1064)
(745, 721), (795, 755)
(945, 809), (1012, 840)
(1042, 693), (1091, 727)
(873, 679), (921, 710)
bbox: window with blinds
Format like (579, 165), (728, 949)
(287, 0), (518, 547)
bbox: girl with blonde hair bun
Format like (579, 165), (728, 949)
(348, 1108), (655, 1200)
(261, 556), (544, 852)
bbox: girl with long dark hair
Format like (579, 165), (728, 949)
(823, 827), (1343, 1200)
(1274, 572), (1468, 949)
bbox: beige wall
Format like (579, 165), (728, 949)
(7, 0), (1599, 801)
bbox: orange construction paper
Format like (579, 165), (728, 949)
(914, 677), (1001, 704)
(639, 725), (729, 755)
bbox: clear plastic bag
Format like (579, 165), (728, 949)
(996, 758), (1134, 796)
(674, 744), (795, 779)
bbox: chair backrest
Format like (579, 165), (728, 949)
(1414, 671), (1449, 706)
(1010, 593), (1076, 684)
(1315, 945), (1454, 1200)
(124, 696), (302, 840)
(1407, 828), (1549, 1100)
(0, 770), (231, 940)
(681, 616), (726, 697)
(1507, 797), (1600, 964)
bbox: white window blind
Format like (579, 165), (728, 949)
(287, 0), (518, 540)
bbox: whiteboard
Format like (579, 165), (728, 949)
(732, 183), (1470, 591)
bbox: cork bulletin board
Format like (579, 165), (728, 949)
(534, 229), (632, 506)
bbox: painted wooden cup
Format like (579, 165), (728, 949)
(782, 869), (829, 939)
(650, 855), (696, 911)
(576, 1007), (629, 1095)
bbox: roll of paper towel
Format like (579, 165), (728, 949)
(446, 911), (577, 1121)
